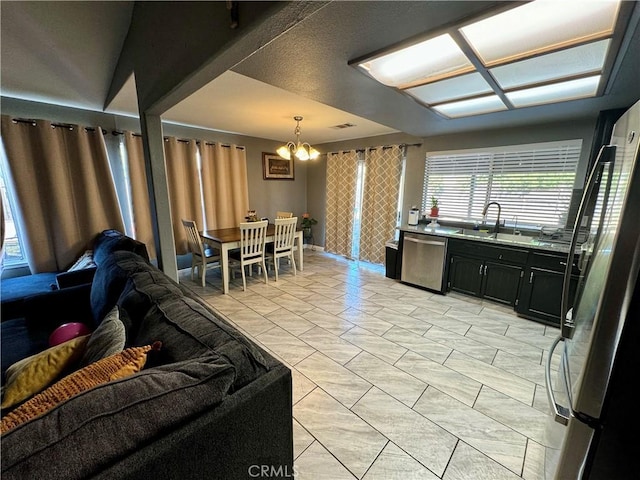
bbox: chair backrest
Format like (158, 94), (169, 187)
(275, 211), (293, 219)
(273, 217), (297, 253)
(182, 219), (204, 257)
(239, 220), (268, 259)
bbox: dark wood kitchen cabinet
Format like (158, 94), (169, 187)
(448, 255), (484, 296)
(482, 261), (524, 306)
(447, 240), (526, 307)
(516, 252), (579, 326)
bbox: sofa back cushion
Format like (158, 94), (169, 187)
(90, 251), (162, 326)
(92, 230), (149, 267)
(132, 295), (269, 391)
(91, 249), (269, 391)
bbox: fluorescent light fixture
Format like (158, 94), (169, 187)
(460, 0), (621, 66)
(506, 76), (601, 108)
(433, 95), (507, 118)
(490, 40), (610, 89)
(359, 34), (473, 88)
(352, 0), (622, 119)
(406, 72), (493, 104)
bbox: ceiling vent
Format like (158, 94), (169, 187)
(330, 123), (357, 130)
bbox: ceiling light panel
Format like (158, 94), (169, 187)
(433, 95), (507, 118)
(460, 0), (621, 66)
(506, 75), (601, 108)
(490, 40), (611, 90)
(406, 72), (493, 104)
(359, 33), (474, 89)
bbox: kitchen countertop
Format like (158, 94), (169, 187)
(400, 223), (571, 254)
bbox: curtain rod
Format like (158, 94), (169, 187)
(11, 118), (107, 134)
(166, 138), (244, 149)
(329, 142), (423, 155)
(110, 130), (244, 149)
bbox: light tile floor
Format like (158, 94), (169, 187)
(179, 250), (564, 479)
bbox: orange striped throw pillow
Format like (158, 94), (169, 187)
(1, 342), (161, 434)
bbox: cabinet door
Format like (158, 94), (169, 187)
(448, 255), (483, 297)
(482, 262), (523, 306)
(518, 267), (578, 325)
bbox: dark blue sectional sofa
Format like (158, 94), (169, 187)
(1, 231), (293, 479)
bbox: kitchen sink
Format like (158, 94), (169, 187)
(494, 233), (536, 243)
(453, 229), (540, 246)
(456, 229), (490, 238)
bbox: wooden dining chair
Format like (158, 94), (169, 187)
(230, 220), (268, 291)
(181, 219), (221, 287)
(275, 211), (293, 219)
(266, 217), (297, 281)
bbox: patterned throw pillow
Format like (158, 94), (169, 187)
(79, 305), (126, 367)
(0, 342), (161, 434)
(1, 335), (90, 409)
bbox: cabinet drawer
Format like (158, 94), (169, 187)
(449, 239), (528, 265)
(531, 252), (579, 274)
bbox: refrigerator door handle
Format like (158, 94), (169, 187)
(561, 145), (616, 339)
(545, 335), (570, 425)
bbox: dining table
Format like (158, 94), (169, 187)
(200, 224), (304, 294)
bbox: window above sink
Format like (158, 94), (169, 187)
(421, 139), (582, 230)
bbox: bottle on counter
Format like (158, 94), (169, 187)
(408, 206), (420, 225)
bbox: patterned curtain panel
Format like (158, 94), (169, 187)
(0, 115), (124, 273)
(200, 142), (249, 230)
(123, 132), (157, 260)
(359, 145), (403, 264)
(164, 137), (202, 255)
(325, 150), (358, 257)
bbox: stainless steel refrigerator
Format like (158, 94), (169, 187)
(544, 99), (640, 479)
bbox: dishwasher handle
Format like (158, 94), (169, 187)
(404, 237), (446, 247)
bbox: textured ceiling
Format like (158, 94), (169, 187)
(2, 1), (639, 144)
(234, 1), (640, 136)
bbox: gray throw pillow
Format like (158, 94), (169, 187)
(80, 305), (126, 366)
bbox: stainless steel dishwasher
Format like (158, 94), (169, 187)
(401, 233), (448, 293)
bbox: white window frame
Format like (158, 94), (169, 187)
(0, 138), (27, 268)
(422, 139), (582, 228)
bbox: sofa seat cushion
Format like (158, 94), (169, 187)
(1, 273), (58, 320)
(1, 354), (235, 480)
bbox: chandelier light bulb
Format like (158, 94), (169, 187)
(276, 145), (292, 159)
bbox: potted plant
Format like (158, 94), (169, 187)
(301, 213), (317, 240)
(430, 196), (439, 217)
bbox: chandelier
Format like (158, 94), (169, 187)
(276, 116), (320, 161)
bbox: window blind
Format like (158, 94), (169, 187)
(422, 140), (582, 227)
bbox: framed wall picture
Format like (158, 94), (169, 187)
(262, 152), (295, 180)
